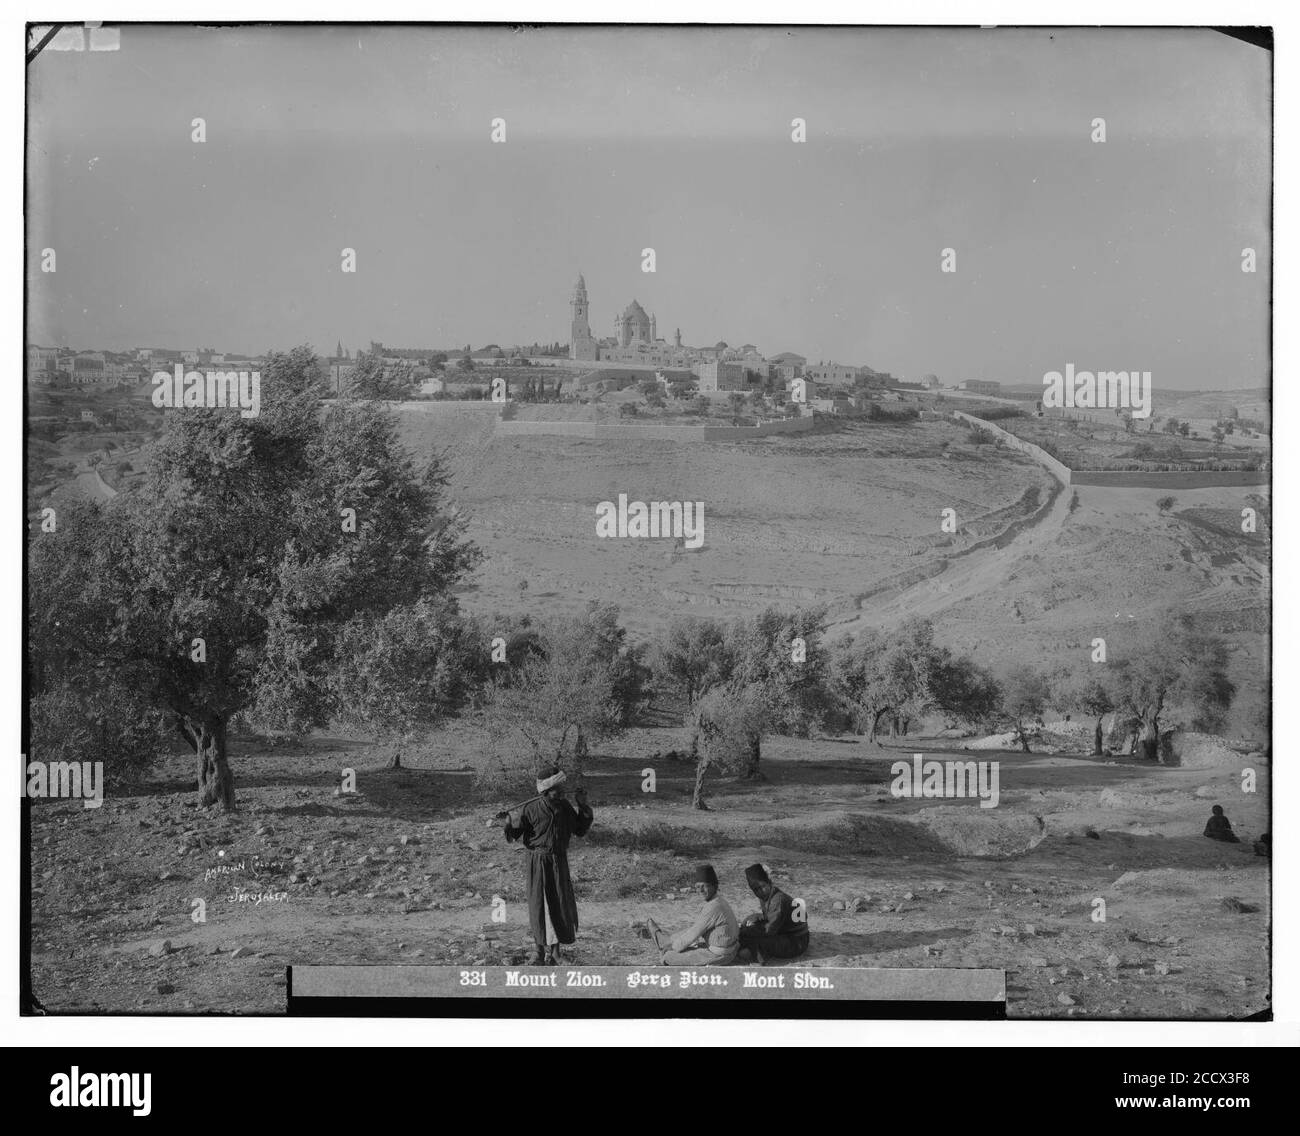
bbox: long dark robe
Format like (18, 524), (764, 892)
(504, 796), (593, 944)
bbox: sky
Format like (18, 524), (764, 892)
(26, 24), (1271, 388)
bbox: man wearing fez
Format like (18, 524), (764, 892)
(738, 863), (809, 963)
(504, 766), (593, 965)
(646, 863), (739, 966)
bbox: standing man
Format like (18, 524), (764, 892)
(503, 766), (593, 965)
(738, 863), (809, 963)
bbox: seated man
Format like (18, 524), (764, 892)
(646, 864), (739, 966)
(738, 863), (809, 963)
(1254, 832), (1271, 858)
(1203, 805), (1241, 843)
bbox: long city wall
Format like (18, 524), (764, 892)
(374, 399), (816, 439)
(950, 411), (1268, 489)
(495, 416), (816, 441)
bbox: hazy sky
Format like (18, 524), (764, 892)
(27, 25), (1270, 387)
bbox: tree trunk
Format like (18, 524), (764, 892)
(184, 715), (235, 811)
(692, 754), (711, 810)
(741, 733), (764, 781)
(1016, 723), (1031, 753)
(1093, 716), (1105, 756)
(386, 745), (402, 770)
(1139, 716), (1159, 762)
(867, 706), (891, 744)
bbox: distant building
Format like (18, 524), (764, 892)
(958, 380), (1002, 395)
(59, 353), (111, 385)
(788, 377), (819, 401)
(921, 373), (941, 389)
(26, 345), (59, 383)
(698, 360), (749, 392)
(805, 362), (858, 386)
(812, 396), (852, 415)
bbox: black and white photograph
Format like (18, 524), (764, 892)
(15, 11), (1289, 1051)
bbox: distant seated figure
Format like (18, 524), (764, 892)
(646, 864), (739, 966)
(738, 863), (809, 963)
(1203, 805), (1241, 844)
(1254, 832), (1271, 858)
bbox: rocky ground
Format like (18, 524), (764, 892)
(28, 725), (1269, 1019)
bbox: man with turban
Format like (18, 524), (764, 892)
(503, 766), (593, 964)
(645, 864), (739, 966)
(738, 863), (809, 963)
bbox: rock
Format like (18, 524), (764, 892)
(230, 946), (255, 959)
(1221, 896), (1259, 914)
(1057, 992), (1077, 1006)
(1105, 954), (1121, 968)
(148, 939), (172, 957)
(1154, 962), (1170, 976)
(386, 846), (397, 854)
(832, 900), (846, 912)
(903, 891), (914, 901)
(999, 926), (1017, 937)
(849, 896), (869, 912)
(159, 871), (174, 881)
(400, 835), (417, 845)
(256, 826), (274, 836)
(1029, 957), (1048, 968)
(1024, 924), (1037, 936)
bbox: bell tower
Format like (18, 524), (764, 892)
(569, 274), (599, 361)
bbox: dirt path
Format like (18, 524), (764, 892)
(833, 470), (1072, 636)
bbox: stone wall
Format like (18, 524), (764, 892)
(950, 411), (1268, 489)
(495, 415), (815, 441)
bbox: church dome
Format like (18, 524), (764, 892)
(622, 300), (649, 320)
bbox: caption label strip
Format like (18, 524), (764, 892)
(290, 965), (1005, 1002)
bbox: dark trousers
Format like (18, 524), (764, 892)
(739, 926), (809, 959)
